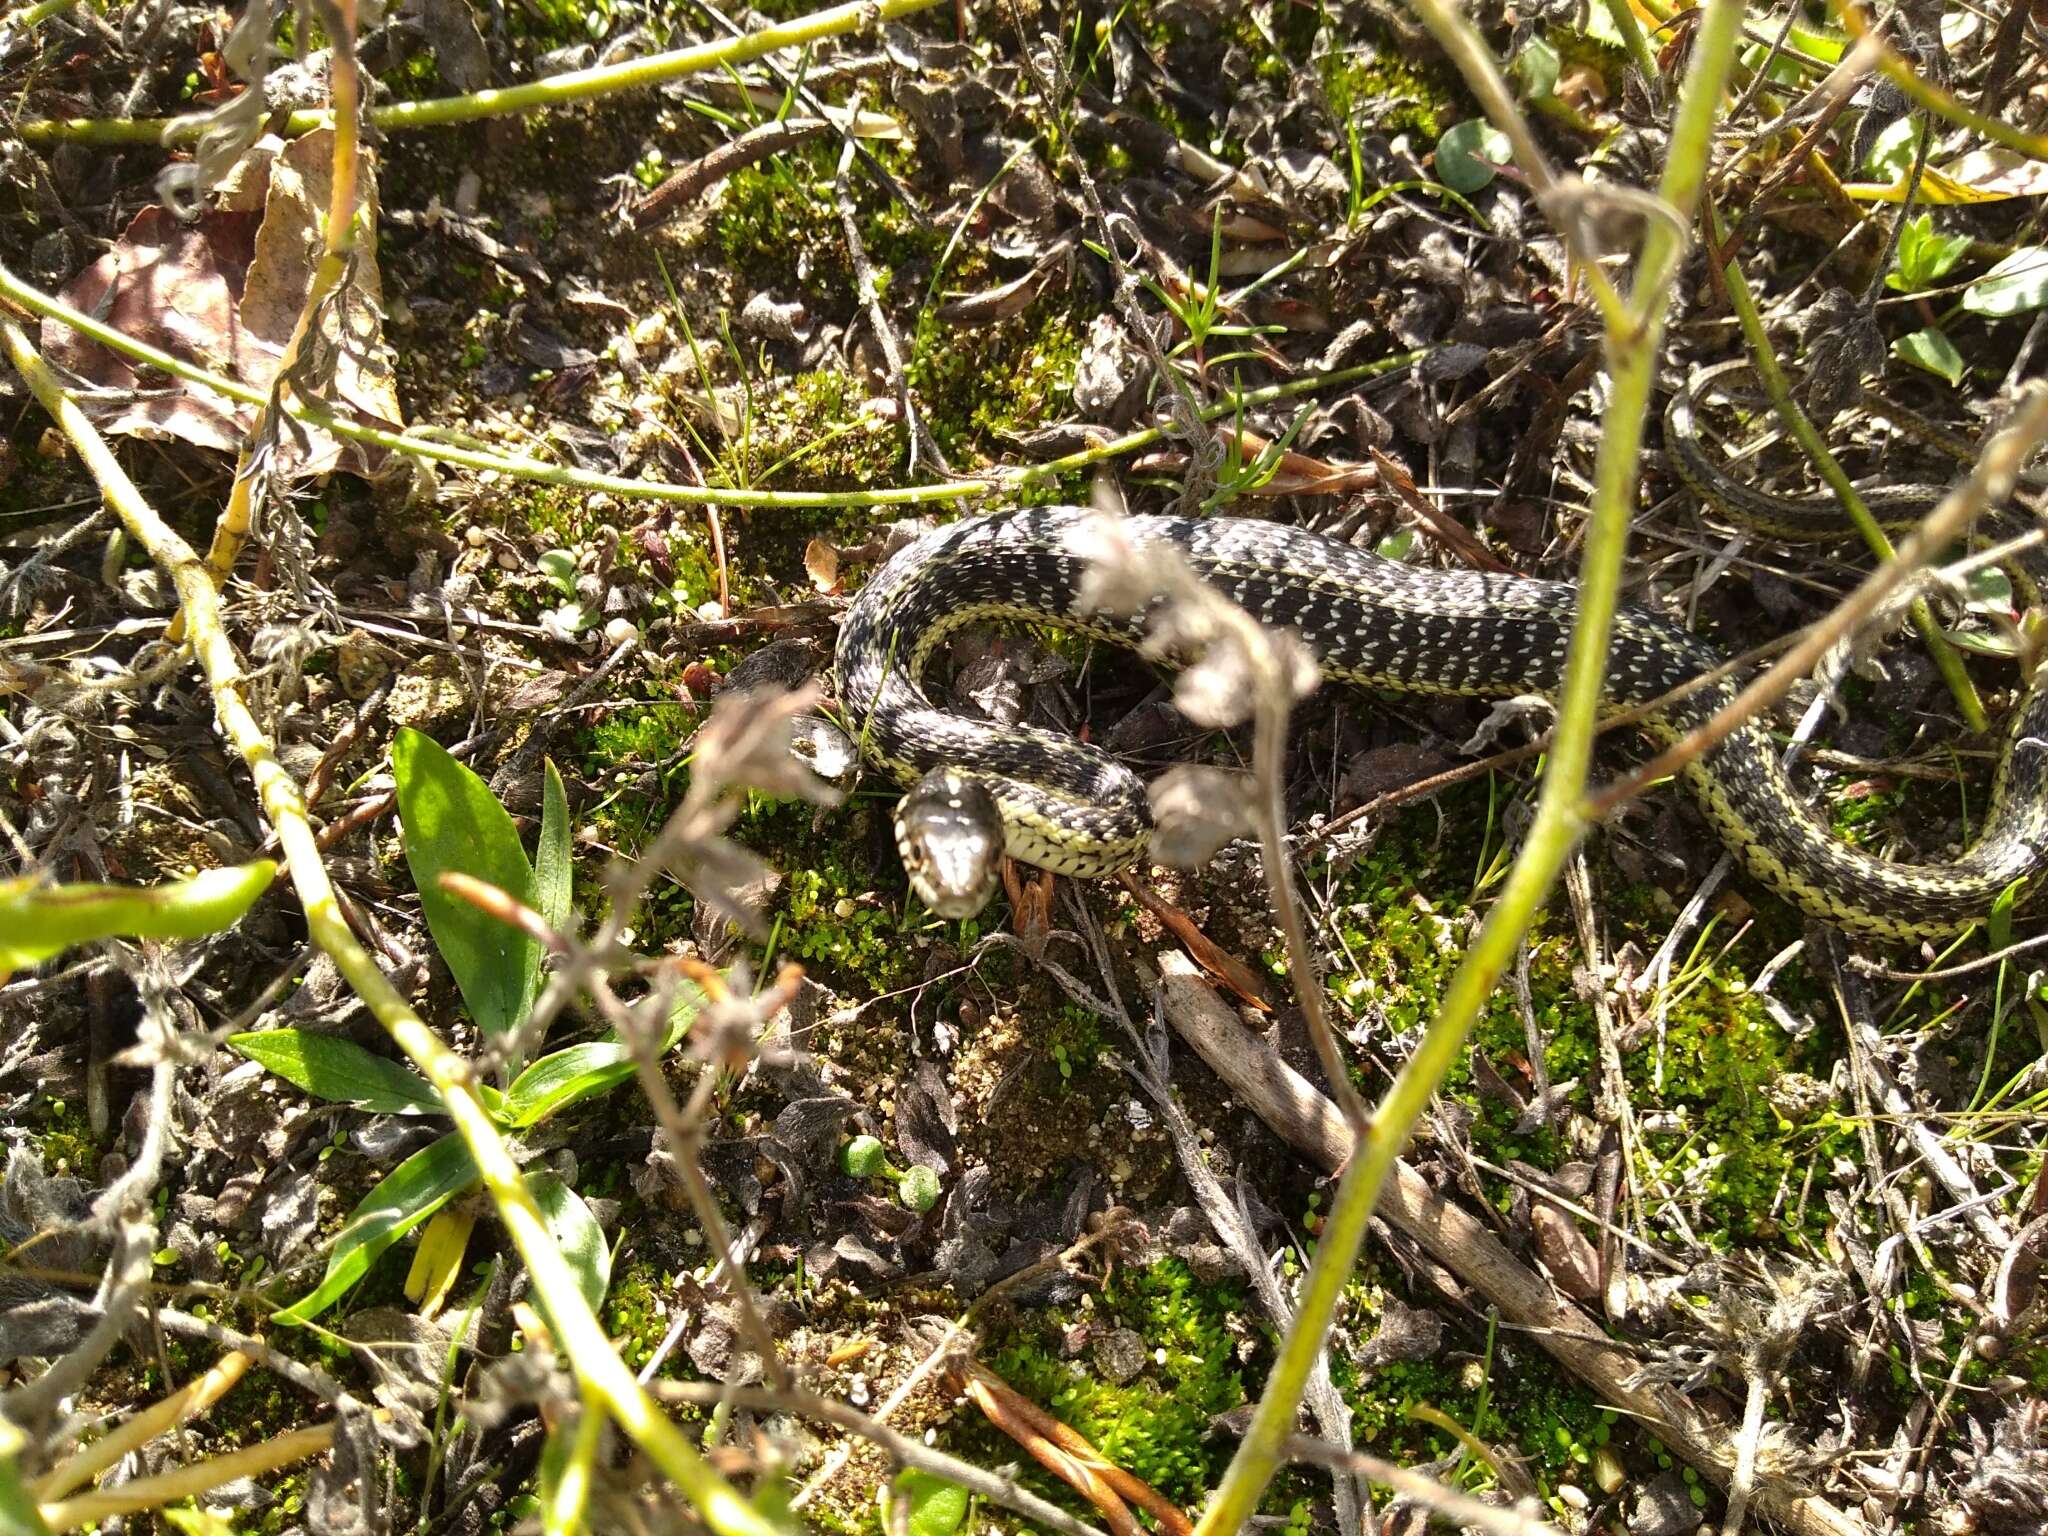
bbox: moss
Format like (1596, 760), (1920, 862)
(606, 1258), (677, 1372)
(1048, 1003), (1107, 1084)
(30, 1095), (100, 1180)
(980, 1258), (1251, 1503)
(731, 370), (907, 497)
(714, 150), (843, 294)
(1324, 43), (1459, 141)
(1316, 774), (1854, 1247)
(908, 301), (1084, 464)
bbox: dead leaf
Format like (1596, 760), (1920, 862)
(45, 130), (403, 477)
(803, 537), (841, 594)
(1530, 1200), (1602, 1300)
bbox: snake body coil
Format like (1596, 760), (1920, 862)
(835, 504), (2048, 939)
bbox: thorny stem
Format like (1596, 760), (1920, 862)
(1192, 0), (1748, 1528)
(1703, 201), (1987, 730)
(0, 318), (782, 1536)
(14, 0), (946, 145)
(1585, 382), (2048, 821)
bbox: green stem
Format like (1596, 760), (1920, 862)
(1, 317), (783, 1536)
(1, 0), (80, 30)
(1704, 203), (1987, 730)
(0, 257), (1423, 510)
(17, 0), (944, 145)
(1600, 0), (1664, 102)
(1191, 0), (1748, 1526)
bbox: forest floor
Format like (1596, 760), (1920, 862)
(2, 0), (2047, 1534)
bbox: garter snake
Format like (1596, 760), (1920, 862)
(835, 370), (2048, 940)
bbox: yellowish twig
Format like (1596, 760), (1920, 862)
(32, 1351), (252, 1501)
(38, 1424), (336, 1531)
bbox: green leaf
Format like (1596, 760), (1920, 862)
(525, 1172), (611, 1317)
(0, 1420), (55, 1536)
(841, 1134), (889, 1178)
(392, 729), (539, 1040)
(159, 1507), (239, 1536)
(1963, 246), (2048, 316)
(0, 861), (277, 975)
(1433, 120), (1512, 195)
(536, 759), (573, 939)
(1991, 878), (2024, 952)
(898, 1165), (942, 1213)
(1892, 326), (1966, 386)
(501, 1041), (635, 1128)
(1865, 115), (1924, 179)
(895, 1472), (969, 1536)
(272, 1132), (479, 1326)
(1512, 37), (1559, 100)
(538, 549), (579, 596)
(1888, 214), (1972, 292)
(1965, 565), (2015, 616)
(227, 1030), (445, 1115)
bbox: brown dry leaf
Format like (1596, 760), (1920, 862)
(1529, 1201), (1602, 1300)
(45, 130), (402, 477)
(803, 537), (841, 594)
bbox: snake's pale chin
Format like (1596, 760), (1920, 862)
(897, 767), (1006, 919)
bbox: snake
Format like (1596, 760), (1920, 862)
(833, 367), (2048, 941)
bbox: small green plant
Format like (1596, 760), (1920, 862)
(389, 727), (572, 1069)
(839, 1134), (942, 1212)
(1887, 213), (1972, 294)
(228, 732), (652, 1324)
(538, 547), (598, 634)
(1125, 208), (1296, 378)
(882, 1470), (970, 1536)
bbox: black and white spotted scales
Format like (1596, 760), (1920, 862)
(834, 506), (2048, 939)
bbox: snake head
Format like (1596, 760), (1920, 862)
(896, 767), (1006, 919)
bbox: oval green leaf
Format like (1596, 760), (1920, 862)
(896, 1472), (969, 1536)
(392, 729), (539, 1040)
(272, 1131), (479, 1326)
(1963, 246), (2048, 317)
(1433, 120), (1512, 195)
(227, 1030), (445, 1115)
(1892, 326), (1965, 386)
(502, 1041), (636, 1128)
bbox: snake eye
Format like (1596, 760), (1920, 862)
(897, 768), (1006, 919)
